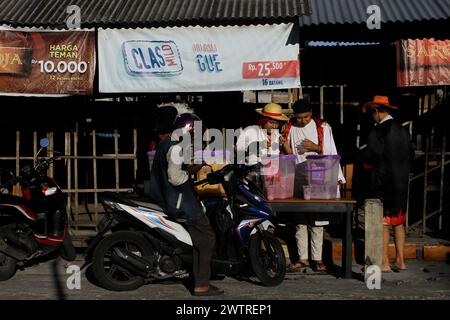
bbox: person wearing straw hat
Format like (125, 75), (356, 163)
(362, 95), (415, 272)
(236, 102), (290, 166)
(235, 103), (290, 195)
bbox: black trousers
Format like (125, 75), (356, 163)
(186, 213), (216, 288)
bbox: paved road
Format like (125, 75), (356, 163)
(0, 257), (449, 300)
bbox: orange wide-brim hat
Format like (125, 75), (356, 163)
(362, 95), (398, 113)
(255, 103), (289, 121)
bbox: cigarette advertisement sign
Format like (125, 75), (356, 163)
(98, 23), (300, 93)
(0, 28), (95, 96)
(397, 38), (450, 87)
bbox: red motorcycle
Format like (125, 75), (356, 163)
(0, 138), (75, 281)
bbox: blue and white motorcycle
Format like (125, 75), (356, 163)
(84, 164), (286, 291)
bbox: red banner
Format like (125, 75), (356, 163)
(242, 60), (299, 79)
(0, 29), (95, 95)
(397, 39), (450, 87)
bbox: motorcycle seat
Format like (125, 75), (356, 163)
(129, 200), (164, 212)
(100, 192), (164, 212)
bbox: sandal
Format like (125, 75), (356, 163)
(392, 263), (408, 271)
(287, 261), (309, 271)
(381, 265), (392, 273)
(313, 260), (326, 271)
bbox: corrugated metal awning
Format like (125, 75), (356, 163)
(0, 0), (312, 29)
(299, 0), (449, 26)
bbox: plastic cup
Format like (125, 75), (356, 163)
(296, 141), (306, 155)
(303, 185), (312, 200)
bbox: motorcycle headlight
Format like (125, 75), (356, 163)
(102, 200), (124, 212)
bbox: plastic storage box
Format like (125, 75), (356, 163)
(264, 154), (297, 200)
(304, 155), (341, 200)
(309, 184), (338, 200)
(306, 155), (341, 185)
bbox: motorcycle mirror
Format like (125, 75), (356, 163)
(39, 138), (50, 148)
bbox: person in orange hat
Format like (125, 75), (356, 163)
(362, 95), (415, 272)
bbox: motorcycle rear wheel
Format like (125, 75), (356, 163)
(0, 252), (17, 281)
(248, 231), (286, 286)
(92, 231), (153, 291)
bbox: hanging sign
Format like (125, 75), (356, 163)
(99, 23), (300, 93)
(397, 38), (450, 87)
(0, 28), (95, 96)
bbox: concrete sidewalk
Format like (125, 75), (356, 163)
(0, 257), (448, 300)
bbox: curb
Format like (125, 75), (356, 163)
(424, 244), (450, 261)
(282, 242), (450, 262)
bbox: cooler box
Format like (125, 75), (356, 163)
(306, 155), (340, 185)
(263, 154), (296, 200)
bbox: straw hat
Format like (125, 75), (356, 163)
(255, 103), (289, 121)
(362, 95), (398, 113)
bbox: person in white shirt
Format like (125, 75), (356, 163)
(236, 103), (289, 189)
(236, 103), (289, 165)
(283, 99), (345, 272)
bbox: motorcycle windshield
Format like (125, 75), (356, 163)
(237, 184), (272, 216)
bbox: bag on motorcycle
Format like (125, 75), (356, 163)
(203, 198), (235, 258)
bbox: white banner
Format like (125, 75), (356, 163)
(98, 24), (300, 93)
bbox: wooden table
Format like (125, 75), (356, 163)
(268, 198), (357, 278)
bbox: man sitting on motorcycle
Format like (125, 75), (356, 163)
(148, 110), (224, 296)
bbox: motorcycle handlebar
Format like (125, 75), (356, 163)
(34, 153), (61, 172)
(193, 178), (208, 186)
(0, 146), (62, 189)
(193, 163), (260, 186)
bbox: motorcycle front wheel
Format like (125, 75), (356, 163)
(92, 231), (154, 291)
(0, 252), (17, 281)
(248, 231), (286, 286)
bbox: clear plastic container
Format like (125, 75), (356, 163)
(263, 154), (297, 200)
(306, 155), (341, 185)
(309, 184), (338, 200)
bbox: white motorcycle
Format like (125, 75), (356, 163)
(83, 165), (286, 291)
